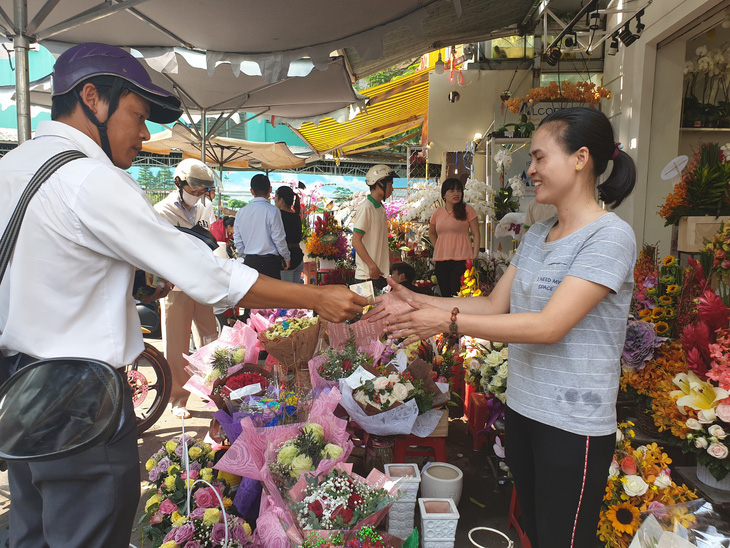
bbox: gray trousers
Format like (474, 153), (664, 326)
(7, 382), (140, 548)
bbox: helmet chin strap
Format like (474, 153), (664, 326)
(76, 79), (124, 164)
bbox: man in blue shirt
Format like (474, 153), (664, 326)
(234, 174), (290, 279)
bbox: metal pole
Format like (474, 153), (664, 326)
(200, 108), (207, 162)
(14, 0), (31, 143)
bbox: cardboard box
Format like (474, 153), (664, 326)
(677, 215), (730, 252)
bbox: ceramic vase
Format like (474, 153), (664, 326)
(384, 463), (421, 540)
(418, 498), (460, 548)
(420, 462), (463, 506)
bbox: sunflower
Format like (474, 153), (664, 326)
(606, 502), (641, 535)
(662, 255), (676, 267)
(652, 307), (666, 319)
(659, 295), (673, 305)
(664, 308), (675, 319)
(655, 321), (670, 335)
(638, 309), (653, 319)
(666, 284), (679, 294)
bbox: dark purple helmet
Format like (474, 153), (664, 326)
(52, 42), (182, 124)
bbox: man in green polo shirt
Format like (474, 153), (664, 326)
(352, 164), (395, 291)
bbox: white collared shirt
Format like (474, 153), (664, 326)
(233, 197), (291, 261)
(0, 121), (258, 367)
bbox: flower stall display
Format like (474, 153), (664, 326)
(597, 422), (698, 548)
(659, 142), (730, 227)
(306, 211), (350, 264)
(503, 80), (611, 114)
(159, 509), (252, 548)
(287, 464), (400, 536)
(682, 44), (730, 128)
(703, 220), (730, 305)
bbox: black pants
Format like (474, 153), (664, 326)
(4, 355), (140, 548)
(505, 406), (615, 548)
(435, 259), (467, 297)
(244, 254), (282, 280)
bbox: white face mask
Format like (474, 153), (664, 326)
(182, 189), (201, 207)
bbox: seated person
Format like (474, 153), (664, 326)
(390, 262), (417, 292)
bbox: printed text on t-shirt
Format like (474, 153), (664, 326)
(536, 275), (561, 291)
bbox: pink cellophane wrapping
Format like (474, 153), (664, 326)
(214, 388), (343, 479)
(247, 312), (273, 336)
(287, 462), (402, 538)
(182, 340), (243, 398)
(217, 320), (261, 365)
(327, 318), (386, 350)
(252, 494), (293, 548)
(308, 354), (339, 391)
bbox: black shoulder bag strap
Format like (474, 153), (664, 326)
(0, 150), (87, 283)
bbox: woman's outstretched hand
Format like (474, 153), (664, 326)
(385, 305), (451, 346)
(362, 278), (419, 325)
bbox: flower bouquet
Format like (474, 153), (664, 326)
(464, 342), (508, 403)
(158, 508), (252, 547)
(142, 435), (234, 547)
(305, 211), (349, 262)
(285, 463), (400, 544)
(352, 371), (420, 415)
(300, 525), (408, 548)
(182, 321), (261, 400)
(597, 421), (698, 548)
(209, 366), (273, 412)
(257, 316), (323, 377)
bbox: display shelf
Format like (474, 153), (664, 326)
(680, 127), (730, 132)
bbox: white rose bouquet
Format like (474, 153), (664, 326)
(464, 342), (508, 403)
(352, 371), (428, 415)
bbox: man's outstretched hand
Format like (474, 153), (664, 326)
(314, 285), (369, 323)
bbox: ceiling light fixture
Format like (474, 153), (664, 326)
(546, 46), (562, 66)
(563, 32), (578, 52)
(618, 23), (638, 47)
(434, 52), (445, 74)
(607, 35), (619, 56)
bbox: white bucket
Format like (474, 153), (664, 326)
(420, 462), (463, 506)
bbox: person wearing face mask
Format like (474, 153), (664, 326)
(154, 158), (219, 419)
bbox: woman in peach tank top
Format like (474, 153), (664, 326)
(429, 178), (480, 297)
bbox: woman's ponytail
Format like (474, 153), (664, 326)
(597, 149), (636, 208)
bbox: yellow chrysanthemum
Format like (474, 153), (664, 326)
(606, 502), (641, 535)
(666, 284), (679, 294)
(662, 255), (676, 267)
(655, 321), (669, 335)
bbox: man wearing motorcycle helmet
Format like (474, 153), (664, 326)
(0, 43), (366, 548)
(352, 164), (396, 291)
(154, 159), (218, 419)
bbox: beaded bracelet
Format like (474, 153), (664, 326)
(449, 307), (459, 336)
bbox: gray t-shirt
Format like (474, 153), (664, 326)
(507, 213), (636, 436)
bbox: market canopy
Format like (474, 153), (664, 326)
(142, 123), (306, 171)
(0, 0), (536, 83)
(292, 70), (429, 157)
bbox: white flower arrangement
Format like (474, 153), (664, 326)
(493, 148), (513, 173)
(403, 178), (493, 223)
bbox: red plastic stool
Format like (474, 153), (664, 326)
(508, 485), (532, 548)
(466, 392), (489, 450)
(392, 435), (447, 462)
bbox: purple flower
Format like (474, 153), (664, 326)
(184, 542), (201, 548)
(643, 276), (657, 289)
(163, 529), (177, 543)
(174, 523), (195, 544)
(175, 444), (185, 457)
(148, 467), (161, 483)
(189, 461), (202, 472)
(231, 524), (249, 543)
(189, 507), (206, 520)
(210, 523), (227, 545)
(157, 457), (171, 472)
(621, 320), (666, 370)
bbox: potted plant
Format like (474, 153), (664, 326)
(494, 113), (535, 138)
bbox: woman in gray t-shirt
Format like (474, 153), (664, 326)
(367, 107), (637, 548)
